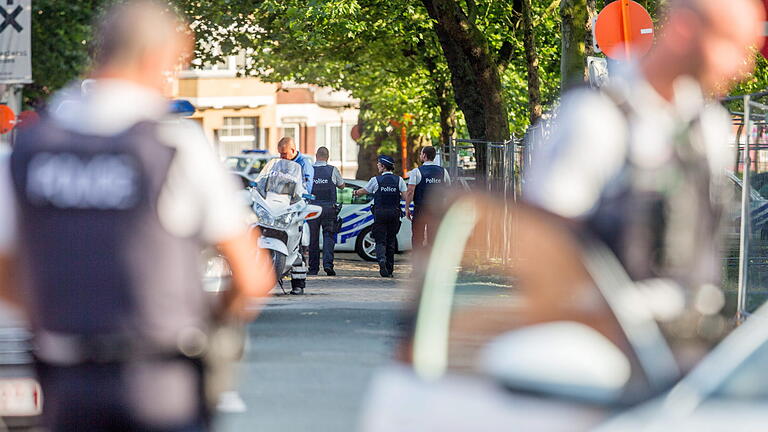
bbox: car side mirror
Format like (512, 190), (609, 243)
(302, 193), (316, 201)
(478, 321), (631, 406)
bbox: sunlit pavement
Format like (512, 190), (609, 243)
(215, 253), (412, 432)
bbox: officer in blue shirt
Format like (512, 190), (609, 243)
(308, 146), (345, 276)
(354, 155), (407, 277)
(405, 146), (450, 250)
(278, 136), (314, 193)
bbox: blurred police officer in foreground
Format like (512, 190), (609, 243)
(308, 146), (345, 276)
(354, 155), (407, 277)
(405, 146), (450, 250)
(277, 136), (314, 193)
(0, 1), (275, 430)
(526, 0), (764, 336)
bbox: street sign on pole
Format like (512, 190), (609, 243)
(594, 0), (654, 61)
(0, 104), (16, 134)
(0, 0), (31, 83)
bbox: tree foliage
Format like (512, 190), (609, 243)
(24, 0), (108, 108)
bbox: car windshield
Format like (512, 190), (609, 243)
(225, 157), (251, 172)
(254, 159), (303, 198)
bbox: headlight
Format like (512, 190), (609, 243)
(254, 204), (274, 225)
(254, 204), (293, 229)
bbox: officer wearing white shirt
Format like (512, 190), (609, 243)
(525, 0), (764, 301)
(308, 146), (345, 276)
(354, 155), (407, 277)
(405, 146), (450, 249)
(0, 2), (275, 430)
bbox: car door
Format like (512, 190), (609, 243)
(334, 182), (374, 251)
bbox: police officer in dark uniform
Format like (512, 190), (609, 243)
(354, 155), (407, 277)
(308, 146), (345, 276)
(0, 2), (275, 430)
(405, 146), (450, 250)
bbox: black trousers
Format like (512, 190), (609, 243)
(36, 358), (208, 432)
(372, 209), (401, 272)
(308, 206), (337, 272)
(411, 207), (438, 250)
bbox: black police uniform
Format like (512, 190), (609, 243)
(11, 119), (209, 431)
(308, 164), (338, 274)
(372, 174), (402, 277)
(412, 164), (446, 248)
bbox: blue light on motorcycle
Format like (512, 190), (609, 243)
(302, 193), (316, 201)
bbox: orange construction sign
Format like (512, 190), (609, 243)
(594, 0), (654, 61)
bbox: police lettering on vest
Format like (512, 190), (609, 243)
(373, 175), (401, 211)
(413, 164), (445, 209)
(312, 165), (336, 205)
(26, 152), (140, 210)
(10, 119), (205, 352)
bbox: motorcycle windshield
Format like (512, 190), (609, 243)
(254, 159), (303, 200)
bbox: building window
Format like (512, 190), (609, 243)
(345, 124), (358, 163)
(329, 125), (342, 162)
(218, 116), (260, 156)
(282, 124), (300, 147)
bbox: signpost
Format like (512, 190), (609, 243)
(0, 0), (31, 84)
(0, 0), (31, 144)
(594, 0), (654, 61)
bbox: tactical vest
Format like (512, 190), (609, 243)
(585, 89), (724, 291)
(373, 174), (401, 211)
(10, 118), (205, 351)
(413, 164), (446, 209)
(312, 164), (336, 205)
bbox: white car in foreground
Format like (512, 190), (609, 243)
(332, 179), (413, 261)
(594, 302), (768, 431)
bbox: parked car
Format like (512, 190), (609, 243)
(0, 304), (41, 431)
(224, 150), (276, 179)
(332, 179), (413, 261)
(358, 195), (681, 432)
(726, 171), (768, 240)
(593, 302), (768, 431)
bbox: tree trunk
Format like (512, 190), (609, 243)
(422, 48), (457, 151)
(421, 0), (510, 177)
(355, 102), (384, 180)
(521, 0), (542, 125)
(560, 0), (593, 89)
(356, 133), (384, 180)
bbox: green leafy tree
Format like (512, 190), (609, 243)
(24, 1), (108, 108)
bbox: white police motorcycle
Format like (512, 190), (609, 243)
(250, 159), (322, 294)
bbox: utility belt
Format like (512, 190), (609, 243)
(33, 329), (204, 366)
(371, 203), (401, 214)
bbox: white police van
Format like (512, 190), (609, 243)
(333, 179), (413, 261)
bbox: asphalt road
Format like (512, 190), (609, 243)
(215, 253), (413, 432)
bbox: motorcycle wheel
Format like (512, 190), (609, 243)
(270, 250), (287, 281)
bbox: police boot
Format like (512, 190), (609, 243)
(290, 279), (305, 295)
(379, 263), (389, 278)
(290, 263), (307, 295)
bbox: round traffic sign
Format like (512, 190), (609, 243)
(595, 0), (654, 60)
(351, 124), (361, 141)
(0, 105), (16, 134)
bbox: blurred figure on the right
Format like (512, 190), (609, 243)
(525, 0), (764, 333)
